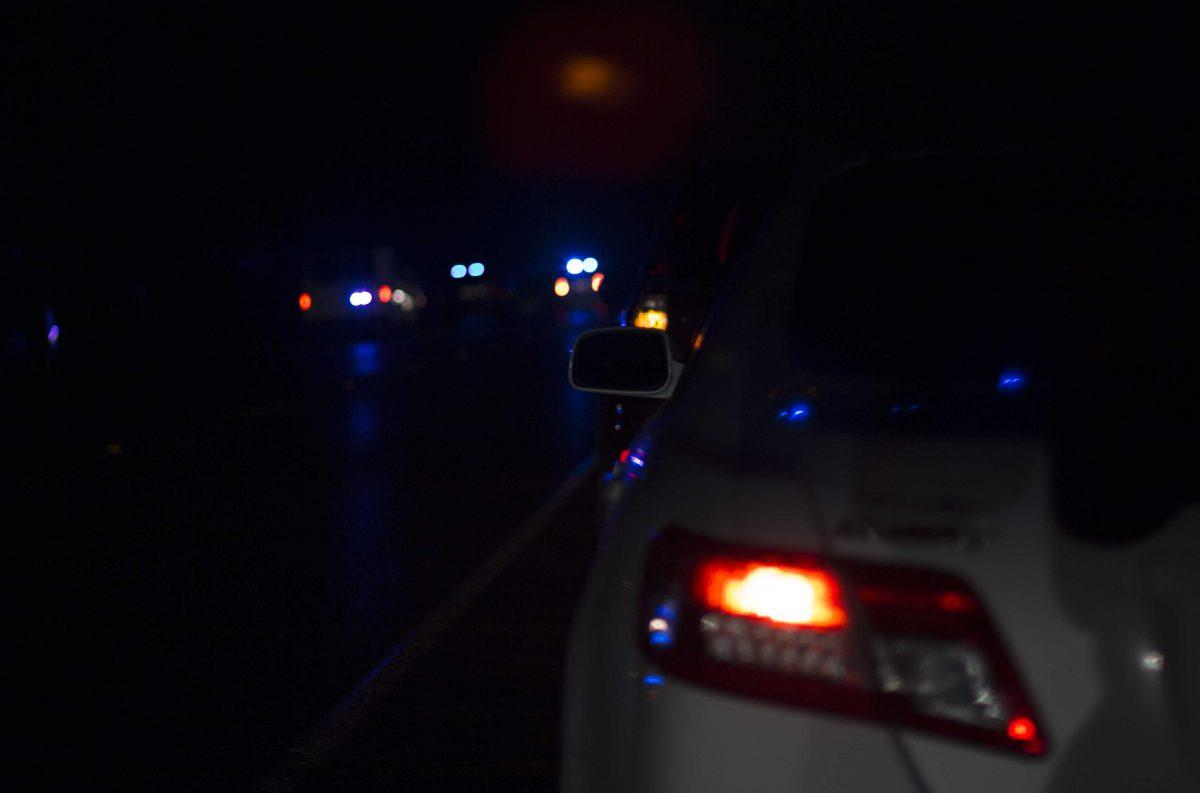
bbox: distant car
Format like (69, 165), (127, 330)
(593, 161), (793, 473)
(564, 150), (1199, 793)
(445, 261), (515, 315)
(297, 247), (425, 325)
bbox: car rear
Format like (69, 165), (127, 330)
(564, 150), (1199, 792)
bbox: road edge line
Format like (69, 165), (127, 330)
(257, 453), (596, 791)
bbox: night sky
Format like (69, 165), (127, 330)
(5, 2), (1195, 356)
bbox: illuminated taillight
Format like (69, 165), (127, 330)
(698, 562), (847, 628)
(298, 292), (312, 311)
(640, 528), (1047, 756)
(378, 284), (393, 303)
(554, 277), (570, 297)
(591, 272), (605, 292)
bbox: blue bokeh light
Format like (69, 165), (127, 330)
(450, 264), (467, 279)
(566, 257), (584, 275)
(582, 256), (598, 273)
(468, 262), (485, 277)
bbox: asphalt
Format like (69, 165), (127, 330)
(11, 313), (600, 791)
(261, 457), (599, 792)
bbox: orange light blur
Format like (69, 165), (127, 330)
(298, 292), (312, 311)
(560, 56), (617, 101)
(633, 308), (668, 331)
(554, 277), (570, 297)
(691, 331), (704, 351)
(698, 561), (847, 628)
(378, 284), (393, 303)
(591, 272), (605, 292)
(1007, 716), (1038, 742)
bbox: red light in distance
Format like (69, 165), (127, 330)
(378, 285), (393, 303)
(298, 292), (312, 311)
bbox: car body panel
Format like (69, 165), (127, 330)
(565, 150), (1198, 792)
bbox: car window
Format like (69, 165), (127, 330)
(630, 163), (793, 354)
(793, 153), (1197, 382)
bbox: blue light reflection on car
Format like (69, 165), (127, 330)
(642, 673), (665, 687)
(619, 446), (649, 482)
(776, 403), (811, 422)
(997, 369), (1029, 393)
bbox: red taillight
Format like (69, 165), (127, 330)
(1007, 716), (1038, 743)
(298, 292), (312, 311)
(378, 284), (393, 303)
(698, 561), (847, 628)
(639, 528), (1047, 756)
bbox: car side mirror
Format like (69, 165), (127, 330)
(569, 328), (683, 399)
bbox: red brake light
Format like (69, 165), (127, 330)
(698, 561), (846, 628)
(298, 292), (312, 311)
(639, 528), (1047, 756)
(1007, 716), (1038, 743)
(378, 284), (393, 303)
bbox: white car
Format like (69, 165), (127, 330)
(564, 151), (1199, 792)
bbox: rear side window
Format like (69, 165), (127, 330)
(631, 162), (793, 355)
(794, 154), (1196, 381)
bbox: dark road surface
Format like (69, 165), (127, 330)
(13, 313), (600, 791)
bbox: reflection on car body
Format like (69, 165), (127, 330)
(565, 150), (1200, 793)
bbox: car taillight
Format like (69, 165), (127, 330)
(378, 284), (393, 303)
(697, 561), (847, 629)
(298, 292), (312, 311)
(639, 528), (1047, 756)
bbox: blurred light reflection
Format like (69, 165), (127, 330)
(349, 340), (381, 378)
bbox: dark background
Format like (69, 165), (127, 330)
(4, 2), (1196, 790)
(7, 3), (1194, 390)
